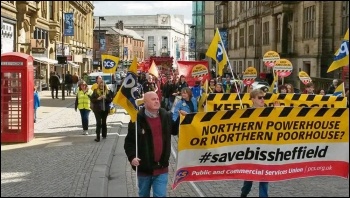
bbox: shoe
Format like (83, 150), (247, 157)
(94, 138), (100, 142)
(34, 120), (36, 123)
(102, 137), (106, 139)
(84, 131), (89, 135)
(56, 97), (59, 99)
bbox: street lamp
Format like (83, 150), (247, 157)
(190, 25), (197, 60)
(98, 16), (106, 66)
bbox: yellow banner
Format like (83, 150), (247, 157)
(206, 93), (347, 111)
(178, 107), (349, 150)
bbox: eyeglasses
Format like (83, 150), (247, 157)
(257, 96), (264, 100)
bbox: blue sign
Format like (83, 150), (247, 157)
(124, 47), (128, 56)
(189, 38), (195, 50)
(219, 29), (228, 50)
(64, 13), (74, 36)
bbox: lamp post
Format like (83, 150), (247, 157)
(190, 25), (197, 60)
(61, 1), (65, 100)
(98, 16), (106, 69)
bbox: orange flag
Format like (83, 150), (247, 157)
(148, 60), (159, 79)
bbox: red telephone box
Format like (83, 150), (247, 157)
(1, 52), (34, 143)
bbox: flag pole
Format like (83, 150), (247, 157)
(216, 28), (243, 109)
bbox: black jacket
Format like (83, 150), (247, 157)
(124, 108), (177, 174)
(90, 89), (113, 112)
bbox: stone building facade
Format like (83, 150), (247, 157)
(213, 1), (348, 88)
(1, 1), (94, 87)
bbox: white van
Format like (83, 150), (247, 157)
(86, 72), (117, 93)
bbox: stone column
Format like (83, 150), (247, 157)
(270, 14), (277, 51)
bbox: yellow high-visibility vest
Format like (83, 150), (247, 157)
(77, 89), (93, 110)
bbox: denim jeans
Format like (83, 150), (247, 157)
(241, 181), (268, 197)
(73, 83), (78, 94)
(138, 173), (168, 197)
(79, 109), (90, 130)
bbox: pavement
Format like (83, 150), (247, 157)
(1, 90), (349, 197)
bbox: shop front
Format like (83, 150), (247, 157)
(1, 17), (16, 54)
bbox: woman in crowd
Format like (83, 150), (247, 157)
(318, 89), (326, 95)
(174, 75), (188, 96)
(172, 87), (198, 133)
(75, 80), (93, 135)
(208, 79), (216, 93)
(213, 83), (224, 93)
(278, 85), (288, 94)
(90, 80), (114, 142)
(285, 83), (295, 93)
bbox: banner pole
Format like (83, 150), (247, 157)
(216, 28), (243, 109)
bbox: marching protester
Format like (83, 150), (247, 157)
(213, 83), (224, 93)
(285, 83), (295, 93)
(75, 80), (93, 135)
(174, 75), (188, 96)
(34, 86), (40, 123)
(124, 91), (177, 197)
(191, 80), (204, 101)
(161, 76), (176, 110)
(90, 80), (113, 142)
(278, 85), (288, 94)
(172, 87), (198, 134)
(208, 79), (216, 93)
(240, 89), (277, 197)
(142, 74), (158, 93)
(327, 79), (338, 94)
(303, 82), (315, 95)
(318, 89), (326, 95)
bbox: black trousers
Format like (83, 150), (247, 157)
(51, 86), (59, 98)
(93, 110), (108, 140)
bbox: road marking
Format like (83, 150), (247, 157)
(171, 144), (205, 197)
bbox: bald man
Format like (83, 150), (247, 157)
(124, 91), (177, 197)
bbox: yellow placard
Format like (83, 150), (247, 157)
(243, 66), (257, 79)
(263, 51), (280, 62)
(206, 93), (347, 111)
(299, 71), (312, 85)
(274, 59), (293, 71)
(178, 107), (349, 150)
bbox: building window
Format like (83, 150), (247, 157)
(248, 61), (252, 67)
(303, 5), (315, 39)
(162, 36), (168, 51)
(342, 1), (349, 36)
(277, 17), (281, 43)
(49, 1), (54, 20)
(148, 36), (154, 56)
(215, 5), (222, 24)
(248, 25), (254, 46)
(240, 2), (245, 13)
(41, 1), (47, 19)
(239, 28), (244, 48)
(263, 21), (269, 45)
(234, 32), (238, 49)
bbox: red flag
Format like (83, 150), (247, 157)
(177, 60), (210, 87)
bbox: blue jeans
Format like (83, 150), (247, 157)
(138, 173), (168, 197)
(73, 83), (78, 94)
(241, 181), (268, 197)
(79, 109), (90, 130)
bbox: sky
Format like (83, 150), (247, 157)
(93, 1), (193, 24)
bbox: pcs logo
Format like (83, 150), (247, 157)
(216, 42), (224, 62)
(174, 169), (189, 184)
(334, 41), (349, 61)
(103, 59), (116, 69)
